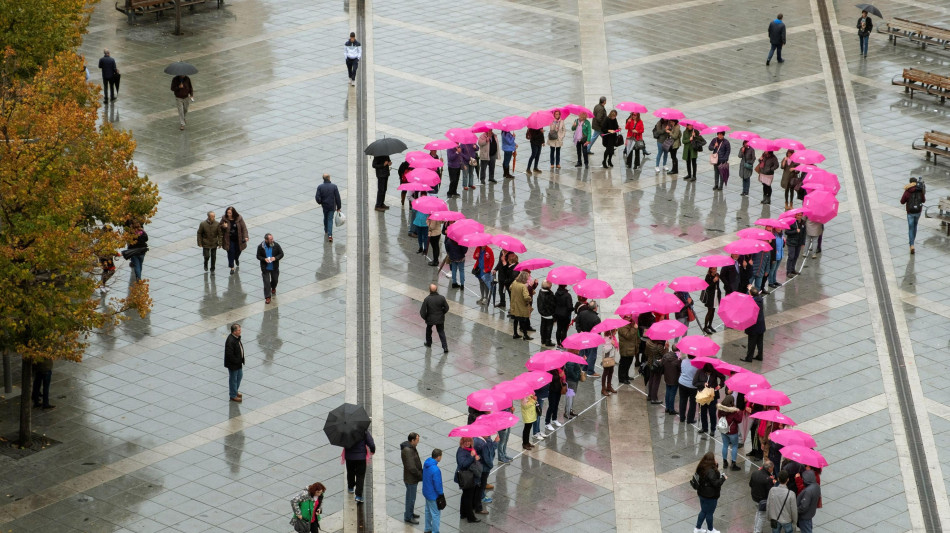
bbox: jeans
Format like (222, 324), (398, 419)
(425, 323), (447, 350)
(346, 459), (367, 497)
(416, 225), (429, 251)
(175, 97), (190, 127)
(773, 522), (794, 533)
(463, 165), (475, 188)
(786, 244), (801, 274)
(549, 146), (561, 166)
(665, 384), (678, 412)
(767, 43), (784, 62)
(655, 142), (669, 166)
(588, 130), (601, 152)
(346, 57), (359, 80)
(722, 432), (739, 463)
(32, 370), (52, 407)
(424, 498), (441, 533)
(450, 261), (465, 286)
(798, 518), (813, 533)
(696, 496), (718, 530)
(742, 176), (751, 194)
(575, 141), (588, 166)
(582, 347), (598, 375)
(480, 159), (496, 182)
(527, 144), (542, 170)
(404, 483), (418, 521)
(262, 269), (279, 298)
(533, 397), (545, 434)
(497, 427), (511, 462)
(202, 247), (217, 270)
(907, 212), (921, 246)
(129, 254), (144, 280)
(503, 151), (513, 174)
(751, 274), (764, 292)
(767, 259), (781, 285)
(323, 209), (335, 237)
(679, 385), (697, 422)
(228, 368), (243, 399)
(859, 34), (869, 55)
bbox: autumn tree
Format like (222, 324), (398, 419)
(0, 50), (160, 447)
(0, 0), (89, 80)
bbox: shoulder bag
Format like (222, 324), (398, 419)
(709, 141), (720, 165)
(770, 490), (790, 529)
(548, 122), (559, 141)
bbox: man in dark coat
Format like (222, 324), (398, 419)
(742, 289), (766, 362)
(767, 13), (786, 65)
(97, 49), (118, 103)
(574, 301), (602, 377)
(315, 173), (343, 242)
(785, 214), (805, 276)
(750, 460), (777, 533)
(255, 233), (284, 304)
(372, 155), (391, 211)
(197, 211), (220, 272)
(720, 254), (741, 295)
(224, 323), (245, 402)
(420, 284), (449, 353)
(170, 74), (193, 131)
(400, 432), (423, 524)
(553, 285), (573, 347)
(536, 281), (556, 347)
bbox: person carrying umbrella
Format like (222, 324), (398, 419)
(372, 155), (392, 211)
(170, 73), (194, 131)
(857, 9), (874, 57)
(344, 428), (375, 503)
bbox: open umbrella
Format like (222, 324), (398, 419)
(428, 210), (465, 221)
(591, 318), (630, 334)
(802, 190), (839, 224)
(724, 372), (771, 393)
(323, 403), (371, 448)
(425, 139), (456, 150)
(769, 429), (817, 448)
(696, 254), (736, 268)
(748, 137), (780, 152)
(750, 410), (796, 426)
(406, 150), (435, 164)
(562, 104), (593, 117)
(780, 446), (828, 468)
(514, 258), (554, 271)
(621, 287), (651, 303)
(855, 3), (883, 17)
(471, 121), (499, 133)
(788, 149), (825, 165)
(616, 101), (648, 113)
(729, 131), (760, 141)
(561, 332), (605, 350)
(773, 138), (806, 150)
(615, 301), (653, 317)
(737, 228), (776, 241)
(515, 370), (554, 389)
(679, 119), (708, 130)
(646, 319), (688, 341)
(669, 275), (708, 292)
(364, 138), (408, 156)
(724, 239), (772, 255)
(459, 232), (494, 247)
(492, 379), (535, 400)
(647, 291), (684, 314)
(802, 172), (841, 195)
(164, 61), (198, 76)
(498, 115), (528, 131)
(546, 265), (586, 285)
(492, 234), (527, 253)
(445, 219), (484, 240)
(397, 183), (431, 192)
(700, 125), (731, 135)
(746, 388), (791, 407)
(525, 350), (570, 372)
(405, 168), (441, 186)
(412, 196), (448, 214)
(526, 111), (555, 129)
(714, 361), (744, 375)
(574, 278), (614, 299)
(755, 218), (792, 230)
(475, 412), (520, 433)
(653, 108), (685, 120)
(781, 208), (805, 219)
(449, 423), (493, 438)
(467, 389), (512, 411)
(717, 292), (760, 330)
(446, 128), (477, 144)
(676, 335), (721, 357)
(690, 356), (722, 369)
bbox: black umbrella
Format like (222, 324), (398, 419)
(855, 3), (883, 17)
(164, 62), (199, 76)
(323, 403), (371, 448)
(364, 137), (407, 156)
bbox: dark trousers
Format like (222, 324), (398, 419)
(345, 459), (367, 497)
(679, 385), (697, 422)
(555, 316), (571, 346)
(346, 58), (359, 80)
(31, 370), (51, 407)
(426, 323), (447, 350)
(202, 247), (217, 270)
(669, 147), (679, 173)
(713, 164), (724, 188)
(746, 332), (764, 359)
(447, 167), (461, 196)
(375, 177), (387, 208)
(685, 157), (697, 179)
(522, 423), (532, 445)
(227, 239), (242, 268)
(460, 486), (478, 520)
(701, 398), (718, 434)
(550, 146), (561, 166)
(479, 159), (495, 182)
(786, 244), (801, 274)
(545, 392), (561, 424)
(767, 44), (784, 62)
(262, 269), (279, 298)
(540, 317), (554, 345)
(618, 356), (634, 382)
(527, 144), (542, 170)
(513, 316), (530, 338)
(474, 472), (490, 512)
(102, 77), (117, 99)
(647, 371), (662, 401)
(575, 141), (588, 166)
(428, 236), (440, 263)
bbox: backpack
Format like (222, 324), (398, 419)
(908, 188), (924, 212)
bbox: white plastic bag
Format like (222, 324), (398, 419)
(334, 211), (346, 227)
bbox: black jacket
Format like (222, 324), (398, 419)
(372, 156), (391, 179)
(256, 241), (285, 271)
(420, 293), (449, 325)
(696, 466), (726, 499)
(98, 55), (118, 79)
(750, 468), (776, 502)
(744, 295), (766, 335)
(785, 219), (804, 247)
(553, 286), (573, 319)
(720, 263), (739, 294)
(574, 308), (601, 333)
(444, 238), (468, 262)
(537, 289), (556, 318)
(857, 15), (873, 36)
(315, 182), (342, 211)
(224, 334), (244, 370)
(768, 19), (786, 46)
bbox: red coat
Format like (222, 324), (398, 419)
(625, 118), (644, 141)
(795, 470), (822, 508)
(472, 246), (494, 273)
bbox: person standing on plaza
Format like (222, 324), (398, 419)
(224, 323), (245, 402)
(400, 432), (423, 524)
(660, 348), (681, 415)
(520, 393), (537, 449)
(525, 126), (544, 173)
(625, 112), (646, 169)
(454, 437), (482, 523)
(750, 249), (769, 293)
(97, 49), (118, 103)
(652, 118), (671, 173)
(749, 460), (777, 533)
(900, 177), (926, 254)
(170, 74), (193, 131)
(796, 470), (821, 533)
(124, 222), (148, 281)
(562, 359), (581, 419)
(738, 140), (756, 196)
(427, 217), (443, 266)
(422, 449), (444, 533)
(717, 395), (743, 471)
(473, 434), (495, 512)
(574, 300), (602, 377)
(679, 354), (698, 424)
(681, 122), (704, 180)
(445, 144), (464, 197)
(802, 215), (823, 259)
(548, 109), (566, 169)
(767, 13), (786, 65)
(673, 290), (694, 345)
(256, 233), (283, 304)
(720, 254), (741, 295)
(709, 131), (731, 190)
(553, 284), (574, 347)
(702, 267), (721, 334)
(589, 96), (607, 152)
(420, 284), (449, 353)
(571, 112), (591, 168)
(617, 317), (639, 384)
(461, 142), (477, 190)
(780, 151), (797, 208)
(472, 245), (494, 305)
(767, 227), (784, 289)
(784, 213), (804, 276)
(445, 234), (467, 289)
(693, 452), (727, 533)
(495, 405), (514, 464)
(857, 10), (873, 57)
(315, 174), (342, 243)
(757, 149), (779, 204)
(220, 206), (249, 275)
(545, 366), (566, 430)
(344, 32), (361, 86)
(667, 119), (682, 174)
(345, 428), (375, 503)
(501, 130), (517, 178)
(477, 129), (499, 184)
(197, 211), (221, 272)
(769, 471), (798, 533)
(599, 110), (620, 168)
(290, 482), (325, 533)
(643, 337), (663, 402)
(742, 287), (766, 362)
(536, 281), (556, 347)
(31, 358), (55, 410)
(509, 271), (533, 340)
(372, 155), (391, 211)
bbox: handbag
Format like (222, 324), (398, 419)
(458, 469), (475, 489)
(686, 307), (696, 322)
(290, 517), (309, 533)
(471, 265), (480, 276)
(548, 127), (559, 141)
(560, 384), (567, 395)
(661, 138), (674, 151)
(709, 141), (720, 165)
(742, 159), (755, 170)
(695, 386), (715, 405)
(770, 490), (790, 529)
(700, 290), (708, 304)
(602, 356), (616, 368)
(691, 138), (704, 152)
(634, 139), (646, 150)
(436, 494), (447, 510)
(334, 211), (346, 227)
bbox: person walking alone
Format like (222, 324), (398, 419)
(693, 452), (727, 533)
(124, 222), (148, 281)
(767, 13), (786, 65)
(256, 233), (284, 304)
(345, 428), (376, 503)
(900, 177), (926, 254)
(31, 358), (55, 410)
(372, 155), (391, 211)
(197, 211), (221, 272)
(344, 32), (361, 86)
(97, 49), (118, 103)
(589, 96), (607, 152)
(224, 323), (245, 402)
(170, 74), (193, 131)
(856, 10), (873, 57)
(420, 284), (449, 353)
(315, 174), (342, 242)
(400, 433), (423, 524)
(422, 449), (444, 533)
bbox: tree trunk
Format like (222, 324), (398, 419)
(174, 0), (182, 35)
(18, 358), (32, 448)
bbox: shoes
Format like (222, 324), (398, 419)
(553, 420), (562, 427)
(812, 253), (818, 259)
(754, 355), (763, 361)
(463, 186), (469, 191)
(236, 393), (242, 398)
(468, 517), (482, 523)
(731, 462), (741, 471)
(443, 347), (449, 353)
(697, 429), (707, 434)
(526, 327), (536, 332)
(778, 59), (784, 63)
(588, 373), (600, 378)
(741, 192), (748, 196)
(424, 342), (432, 347)
(451, 282), (460, 288)
(476, 509), (489, 515)
(374, 207), (386, 212)
(766, 59), (771, 65)
(476, 298), (485, 305)
(405, 518), (419, 524)
(910, 245), (915, 254)
(230, 397), (242, 402)
(42, 405), (56, 410)
(495, 303), (505, 309)
(265, 297), (271, 304)
(522, 335), (533, 340)
(348, 488), (355, 494)
(546, 423), (554, 431)
(649, 400), (662, 405)
(740, 357), (753, 362)
(33, 403), (42, 408)
(180, 125), (185, 130)
(512, 334), (521, 339)
(655, 166), (660, 173)
(695, 528), (707, 533)
(485, 484), (494, 490)
(271, 288), (276, 295)
(328, 236), (333, 242)
(428, 261), (438, 266)
(542, 341), (555, 347)
(569, 410), (578, 418)
(489, 179), (498, 183)
(522, 443), (534, 450)
(575, 163), (583, 167)
(482, 496), (493, 503)
(416, 248), (424, 254)
(355, 496), (364, 503)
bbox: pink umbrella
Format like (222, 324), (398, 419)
(491, 234), (527, 253)
(525, 350), (570, 372)
(616, 101), (648, 113)
(412, 196), (448, 214)
(498, 115), (528, 131)
(397, 183), (432, 192)
(563, 352), (587, 365)
(700, 125), (731, 135)
(428, 210), (465, 221)
(794, 163), (822, 174)
(574, 278), (614, 299)
(591, 318), (630, 334)
(750, 410), (796, 426)
(648, 292), (684, 314)
(729, 131), (760, 141)
(737, 228), (776, 241)
(467, 389), (512, 411)
(425, 139), (457, 150)
(471, 121), (499, 133)
(769, 429), (817, 448)
(405, 150), (433, 164)
(653, 108), (685, 120)
(492, 379), (534, 400)
(802, 191), (839, 224)
(406, 168), (441, 186)
(755, 218), (792, 230)
(748, 137), (780, 152)
(746, 388), (791, 407)
(690, 356), (722, 369)
(514, 258), (554, 271)
(669, 275), (708, 292)
(789, 149), (825, 165)
(802, 168), (838, 180)
(615, 301), (653, 317)
(802, 173), (841, 195)
(515, 370), (554, 389)
(676, 335), (721, 357)
(621, 287), (650, 303)
(714, 361), (744, 375)
(475, 412), (520, 433)
(446, 128), (477, 144)
(448, 423), (493, 438)
(696, 254), (736, 268)
(773, 138), (806, 150)
(410, 156), (443, 169)
(724, 239), (772, 255)
(445, 219), (484, 240)
(724, 372), (771, 393)
(459, 232), (494, 247)
(526, 110), (555, 129)
(780, 446), (828, 468)
(561, 332), (605, 350)
(546, 265), (587, 285)
(717, 292), (760, 330)
(679, 119), (708, 130)
(646, 320), (687, 341)
(562, 104), (593, 117)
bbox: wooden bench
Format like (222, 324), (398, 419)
(892, 68), (950, 103)
(115, 0), (220, 23)
(924, 196), (950, 236)
(913, 130), (950, 164)
(879, 17), (950, 51)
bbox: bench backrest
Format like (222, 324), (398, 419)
(925, 131), (950, 145)
(903, 68), (950, 88)
(892, 18), (950, 39)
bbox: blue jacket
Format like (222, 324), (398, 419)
(710, 138), (731, 162)
(315, 182), (341, 212)
(502, 131), (516, 152)
(768, 19), (786, 46)
(751, 250), (768, 277)
(422, 457), (443, 500)
(413, 210), (429, 227)
(474, 437), (494, 469)
(773, 234), (784, 261)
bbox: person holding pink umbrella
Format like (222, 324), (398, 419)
(472, 245), (494, 306)
(767, 227), (785, 289)
(661, 348), (681, 414)
(600, 110), (622, 168)
(738, 140), (756, 196)
(544, 366), (566, 431)
(571, 112), (591, 168)
(429, 149), (444, 194)
(460, 141), (477, 191)
(642, 336), (665, 402)
(701, 267), (722, 334)
(501, 130), (517, 179)
(554, 284), (574, 347)
(803, 215), (823, 260)
(741, 287), (767, 362)
(525, 125), (544, 174)
(681, 122), (705, 180)
(780, 150), (798, 209)
(693, 361), (725, 437)
(546, 110), (566, 169)
(454, 437), (483, 523)
(445, 144), (464, 198)
(623, 112), (646, 169)
(756, 149), (780, 204)
(784, 213), (805, 277)
(709, 130), (731, 190)
(476, 129), (498, 185)
(536, 281), (557, 347)
(519, 393), (538, 450)
(617, 317), (639, 384)
(652, 118), (673, 173)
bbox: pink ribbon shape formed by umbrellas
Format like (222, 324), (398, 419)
(737, 227), (776, 241)
(750, 410), (796, 426)
(788, 149), (825, 165)
(466, 388), (512, 411)
(514, 258), (553, 271)
(696, 254), (736, 268)
(498, 115), (528, 132)
(574, 278), (614, 299)
(616, 101), (648, 113)
(445, 127), (477, 144)
(428, 210), (465, 222)
(669, 275), (708, 292)
(474, 412), (520, 433)
(445, 219), (484, 240)
(492, 234), (527, 253)
(724, 238), (772, 255)
(745, 388), (791, 407)
(653, 108), (685, 120)
(769, 429), (817, 448)
(780, 445), (828, 468)
(397, 183), (431, 192)
(773, 138), (806, 150)
(412, 196), (448, 214)
(724, 372), (771, 393)
(729, 130), (760, 141)
(424, 139), (457, 150)
(645, 319), (688, 341)
(561, 332), (605, 350)
(647, 291), (684, 314)
(621, 287), (650, 303)
(546, 265), (586, 285)
(515, 370), (554, 389)
(802, 190), (839, 224)
(526, 110), (555, 129)
(675, 335), (721, 357)
(717, 292), (760, 330)
(615, 301), (652, 317)
(590, 318), (630, 334)
(448, 423), (492, 438)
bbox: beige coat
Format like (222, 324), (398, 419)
(509, 280), (532, 318)
(548, 119), (566, 148)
